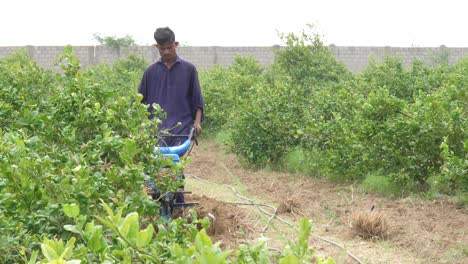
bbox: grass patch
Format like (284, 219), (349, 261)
(213, 129), (232, 146)
(441, 243), (468, 263)
(285, 147), (306, 173)
(360, 175), (402, 197)
(455, 193), (468, 208)
(284, 147), (318, 175)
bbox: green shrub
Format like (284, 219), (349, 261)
(360, 175), (402, 197)
(0, 48), (163, 262)
(200, 27), (467, 194)
(200, 56), (264, 133)
(228, 29), (351, 168)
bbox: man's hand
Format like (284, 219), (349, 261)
(194, 108), (203, 136)
(194, 121), (202, 136)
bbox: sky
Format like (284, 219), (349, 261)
(1, 0), (467, 47)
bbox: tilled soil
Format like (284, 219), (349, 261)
(182, 140), (468, 264)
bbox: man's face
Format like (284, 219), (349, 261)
(157, 41), (178, 62)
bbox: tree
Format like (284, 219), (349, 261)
(93, 33), (136, 48)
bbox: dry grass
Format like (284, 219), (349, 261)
(351, 209), (390, 240)
(276, 198), (303, 215)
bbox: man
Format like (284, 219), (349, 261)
(138, 27), (204, 147)
(139, 27), (204, 206)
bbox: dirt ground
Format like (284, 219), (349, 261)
(181, 140), (468, 264)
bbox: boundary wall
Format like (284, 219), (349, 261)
(0, 45), (466, 72)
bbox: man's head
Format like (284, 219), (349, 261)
(154, 27), (178, 63)
(154, 27), (175, 45)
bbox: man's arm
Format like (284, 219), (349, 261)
(194, 108), (203, 136)
(190, 65), (204, 136)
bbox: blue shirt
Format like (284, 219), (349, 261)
(138, 56), (204, 146)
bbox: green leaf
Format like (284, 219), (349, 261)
(41, 243), (59, 261)
(96, 216), (117, 233)
(279, 254), (300, 264)
(119, 212), (139, 243)
(88, 232), (103, 252)
(63, 203), (80, 218)
(59, 246), (72, 261)
(27, 250), (39, 264)
(195, 229), (213, 250)
(84, 223), (105, 252)
(316, 256), (337, 264)
(14, 138), (26, 150)
(64, 225), (83, 236)
(113, 206), (125, 224)
(62, 237), (76, 260)
(196, 248), (216, 264)
(67, 260), (82, 264)
(298, 218), (312, 246)
(219, 250), (232, 261)
(100, 201), (114, 219)
(121, 138), (138, 163)
(72, 165), (82, 172)
(43, 238), (65, 257)
(136, 224), (154, 249)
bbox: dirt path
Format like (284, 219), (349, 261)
(183, 140), (468, 264)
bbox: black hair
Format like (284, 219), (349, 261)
(154, 27), (175, 44)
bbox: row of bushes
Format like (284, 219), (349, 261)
(200, 30), (467, 195)
(0, 47), (167, 262)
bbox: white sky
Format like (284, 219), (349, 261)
(1, 0), (467, 47)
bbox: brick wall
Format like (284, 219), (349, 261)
(1, 45), (467, 72)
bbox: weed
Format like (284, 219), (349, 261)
(351, 210), (390, 240)
(360, 175), (402, 197)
